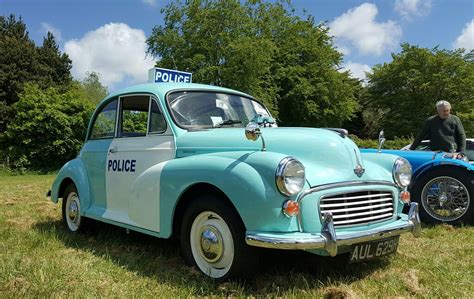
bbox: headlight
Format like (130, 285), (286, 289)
(393, 157), (412, 188)
(276, 157), (305, 196)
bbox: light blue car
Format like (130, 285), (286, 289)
(49, 83), (421, 281)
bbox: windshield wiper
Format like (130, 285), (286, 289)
(215, 119), (242, 127)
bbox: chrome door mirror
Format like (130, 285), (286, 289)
(377, 129), (386, 153)
(245, 122), (261, 141)
(245, 122), (266, 151)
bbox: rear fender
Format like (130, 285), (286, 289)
(51, 158), (92, 212)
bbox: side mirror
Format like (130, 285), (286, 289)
(377, 129), (386, 153)
(245, 122), (266, 151)
(245, 122), (261, 141)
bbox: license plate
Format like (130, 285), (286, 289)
(349, 236), (399, 263)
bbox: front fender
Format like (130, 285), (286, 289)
(413, 159), (473, 181)
(158, 151), (299, 238)
(51, 158), (92, 211)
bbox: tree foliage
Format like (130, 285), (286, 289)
(4, 84), (95, 171)
(76, 72), (108, 104)
(147, 0), (359, 127)
(367, 43), (474, 138)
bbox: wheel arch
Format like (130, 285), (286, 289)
(50, 158), (92, 210)
(171, 182), (244, 239)
(413, 163), (472, 183)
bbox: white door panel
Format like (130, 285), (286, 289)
(105, 135), (175, 232)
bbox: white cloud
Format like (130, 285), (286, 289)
(40, 22), (62, 41)
(340, 61), (372, 82)
(142, 0), (157, 6)
(453, 19), (474, 51)
(394, 0), (432, 20)
(64, 23), (155, 89)
(329, 3), (402, 56)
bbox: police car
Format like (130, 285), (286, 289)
(49, 82), (421, 281)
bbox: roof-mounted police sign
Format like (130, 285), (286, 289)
(148, 67), (192, 83)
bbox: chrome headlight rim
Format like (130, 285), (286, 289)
(275, 157), (305, 196)
(392, 157), (412, 188)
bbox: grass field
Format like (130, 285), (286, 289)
(1, 171), (473, 297)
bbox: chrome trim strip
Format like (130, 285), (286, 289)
(296, 181), (397, 232)
(245, 203), (421, 254)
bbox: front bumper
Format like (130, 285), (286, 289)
(245, 202), (421, 256)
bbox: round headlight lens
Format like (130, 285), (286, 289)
(393, 157), (412, 188)
(276, 157), (305, 196)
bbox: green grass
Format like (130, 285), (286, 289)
(1, 172), (473, 297)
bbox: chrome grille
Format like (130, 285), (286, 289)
(319, 190), (394, 227)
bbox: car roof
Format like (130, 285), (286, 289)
(105, 82), (252, 104)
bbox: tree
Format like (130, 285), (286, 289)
(0, 14), (38, 106)
(367, 43), (474, 138)
(4, 84), (95, 171)
(36, 32), (72, 89)
(77, 72), (108, 103)
(147, 0), (359, 127)
(0, 15), (73, 133)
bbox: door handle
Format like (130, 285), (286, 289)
(109, 147), (118, 154)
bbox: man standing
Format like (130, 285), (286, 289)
(410, 101), (466, 152)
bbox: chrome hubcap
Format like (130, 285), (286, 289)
(68, 201), (78, 222)
(199, 225), (223, 263)
(422, 176), (470, 221)
(65, 192), (81, 231)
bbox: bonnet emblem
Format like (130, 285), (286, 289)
(353, 149), (365, 177)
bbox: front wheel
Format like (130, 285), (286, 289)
(180, 194), (257, 281)
(62, 184), (89, 232)
(412, 167), (474, 225)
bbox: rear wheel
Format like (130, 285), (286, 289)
(180, 194), (257, 281)
(62, 184), (89, 232)
(412, 168), (474, 225)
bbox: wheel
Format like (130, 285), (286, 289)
(62, 184), (88, 232)
(180, 194), (257, 281)
(411, 167), (474, 225)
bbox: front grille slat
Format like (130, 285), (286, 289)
(320, 197), (393, 208)
(332, 207), (393, 219)
(323, 202), (393, 214)
(320, 190), (395, 227)
(332, 213), (394, 225)
(320, 192), (392, 201)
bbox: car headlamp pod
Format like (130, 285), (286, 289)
(393, 157), (412, 188)
(276, 157), (305, 196)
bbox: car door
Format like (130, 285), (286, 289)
(103, 94), (175, 232)
(81, 98), (118, 213)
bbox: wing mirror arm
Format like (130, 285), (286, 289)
(377, 129), (386, 153)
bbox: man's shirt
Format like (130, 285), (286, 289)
(410, 114), (466, 152)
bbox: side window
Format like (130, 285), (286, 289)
(119, 96), (149, 138)
(149, 99), (167, 134)
(90, 100), (117, 139)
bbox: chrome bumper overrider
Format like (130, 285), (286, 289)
(245, 202), (421, 257)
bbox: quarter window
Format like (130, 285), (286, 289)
(90, 100), (117, 139)
(149, 100), (167, 133)
(119, 96), (149, 137)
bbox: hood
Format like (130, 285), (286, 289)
(176, 127), (368, 186)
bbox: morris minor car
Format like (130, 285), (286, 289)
(49, 83), (421, 281)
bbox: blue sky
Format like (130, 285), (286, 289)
(1, 0), (473, 92)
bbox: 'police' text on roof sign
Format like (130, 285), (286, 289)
(148, 68), (192, 83)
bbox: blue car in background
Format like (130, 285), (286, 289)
(362, 133), (474, 226)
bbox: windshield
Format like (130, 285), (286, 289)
(167, 91), (271, 129)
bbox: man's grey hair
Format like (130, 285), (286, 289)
(436, 100), (451, 109)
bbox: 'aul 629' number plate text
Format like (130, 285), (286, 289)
(350, 236), (399, 263)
